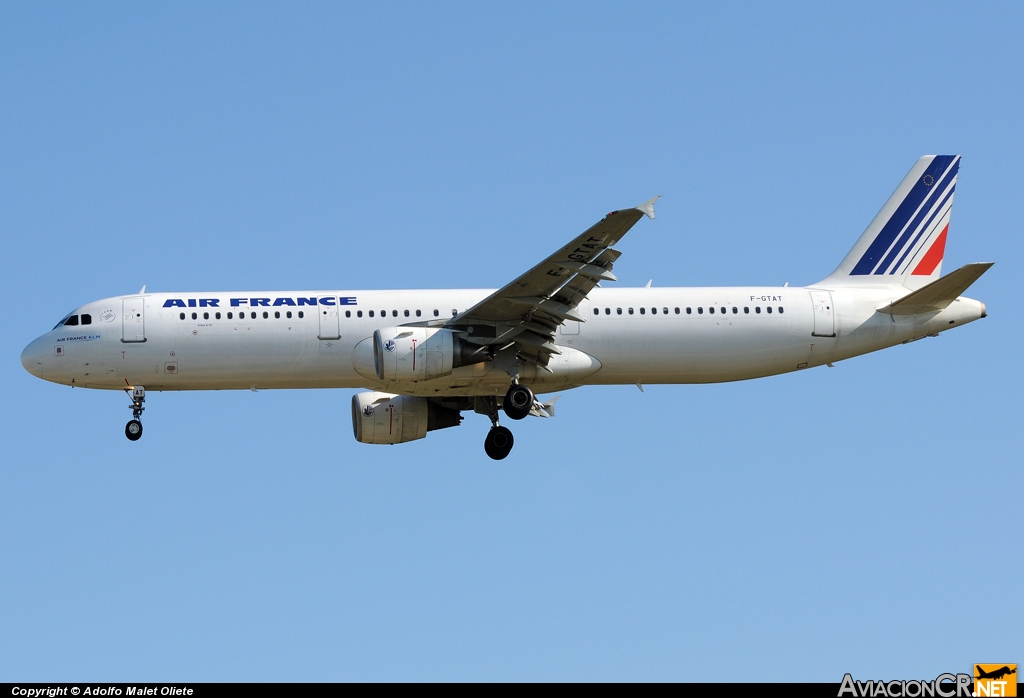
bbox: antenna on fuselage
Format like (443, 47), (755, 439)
(138, 285), (146, 294)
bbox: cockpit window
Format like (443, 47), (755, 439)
(64, 315), (79, 326)
(81, 314), (92, 325)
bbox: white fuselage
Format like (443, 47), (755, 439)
(21, 285), (986, 396)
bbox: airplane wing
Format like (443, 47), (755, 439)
(445, 197), (658, 369)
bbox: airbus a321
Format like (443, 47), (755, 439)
(21, 156), (991, 459)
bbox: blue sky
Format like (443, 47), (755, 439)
(1, 1), (1020, 681)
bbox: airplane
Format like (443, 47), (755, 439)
(975, 666), (1016, 681)
(21, 155), (991, 460)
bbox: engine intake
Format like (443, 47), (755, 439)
(351, 391), (462, 445)
(372, 327), (485, 382)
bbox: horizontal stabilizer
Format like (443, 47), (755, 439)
(877, 262), (993, 315)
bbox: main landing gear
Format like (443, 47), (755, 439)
(503, 382), (533, 421)
(484, 425), (514, 460)
(124, 385), (145, 441)
(480, 383), (535, 460)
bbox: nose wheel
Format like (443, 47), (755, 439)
(126, 419), (143, 441)
(123, 385), (146, 441)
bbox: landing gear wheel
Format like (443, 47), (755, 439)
(503, 383), (533, 421)
(484, 426), (514, 460)
(125, 419), (143, 441)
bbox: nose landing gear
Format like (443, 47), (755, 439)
(124, 385), (145, 441)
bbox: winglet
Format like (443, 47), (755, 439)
(636, 196), (659, 219)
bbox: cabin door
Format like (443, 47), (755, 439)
(318, 297), (341, 340)
(122, 298), (146, 343)
(810, 291), (836, 337)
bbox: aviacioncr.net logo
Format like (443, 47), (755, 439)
(839, 673), (973, 698)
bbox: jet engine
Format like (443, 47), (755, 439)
(372, 327), (485, 382)
(351, 391), (462, 444)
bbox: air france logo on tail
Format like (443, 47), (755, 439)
(850, 155), (960, 276)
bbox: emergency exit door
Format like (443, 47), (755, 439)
(809, 291), (836, 337)
(122, 297), (146, 343)
(318, 297), (341, 340)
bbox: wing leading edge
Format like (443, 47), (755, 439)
(446, 197), (658, 370)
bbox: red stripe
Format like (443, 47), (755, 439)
(911, 224), (948, 276)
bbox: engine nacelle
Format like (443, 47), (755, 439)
(372, 327), (484, 382)
(351, 391), (462, 445)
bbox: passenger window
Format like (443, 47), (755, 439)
(357, 310), (363, 318)
(393, 310), (398, 317)
(288, 311), (293, 318)
(382, 310), (386, 317)
(227, 312), (233, 319)
(404, 310), (409, 317)
(434, 309), (439, 317)
(767, 307), (772, 314)
(663, 307), (669, 315)
(639, 307), (645, 315)
(651, 307), (657, 314)
(345, 310), (351, 318)
(416, 310), (422, 317)
(65, 315), (79, 326)
(369, 310), (374, 318)
(81, 314), (92, 325)
(720, 307), (726, 314)
(628, 308), (634, 315)
(617, 308), (622, 315)
(605, 308), (611, 315)
(251, 312), (257, 319)
(744, 307), (749, 314)
(686, 307), (691, 314)
(594, 308), (599, 315)
(260, 311), (267, 319)
(732, 307), (737, 314)
(191, 312), (197, 320)
(215, 312), (221, 319)
(203, 312), (209, 320)
(697, 307), (703, 314)
(755, 307), (761, 314)
(778, 307), (784, 314)
(452, 309), (458, 317)
(179, 312), (186, 320)
(274, 311), (280, 319)
(298, 311), (304, 318)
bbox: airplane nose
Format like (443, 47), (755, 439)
(21, 337), (46, 378)
(981, 302), (987, 318)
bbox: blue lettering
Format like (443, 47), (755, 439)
(231, 298), (249, 307)
(163, 299), (186, 308)
(339, 297), (357, 305)
(188, 299), (197, 307)
(199, 299), (220, 307)
(297, 297), (317, 306)
(318, 297), (336, 306)
(251, 298), (271, 307)
(273, 298), (296, 306)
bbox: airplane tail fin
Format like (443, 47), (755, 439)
(819, 155), (960, 290)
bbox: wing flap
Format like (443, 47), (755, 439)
(447, 197), (657, 369)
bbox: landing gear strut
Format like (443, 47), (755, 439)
(124, 385), (145, 441)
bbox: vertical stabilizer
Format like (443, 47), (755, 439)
(819, 155), (960, 290)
